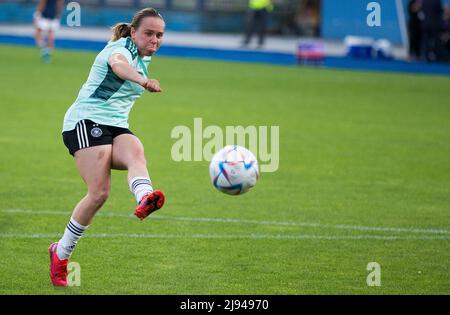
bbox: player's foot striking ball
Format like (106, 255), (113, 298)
(135, 190), (166, 220)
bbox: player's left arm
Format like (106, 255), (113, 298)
(33, 0), (46, 22)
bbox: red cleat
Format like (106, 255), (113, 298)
(134, 190), (165, 220)
(48, 242), (68, 287)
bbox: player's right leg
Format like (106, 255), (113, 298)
(34, 27), (43, 48)
(34, 16), (52, 62)
(49, 144), (112, 287)
(242, 12), (256, 46)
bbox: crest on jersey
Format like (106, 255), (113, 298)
(91, 127), (102, 138)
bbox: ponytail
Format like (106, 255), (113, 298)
(110, 23), (131, 42)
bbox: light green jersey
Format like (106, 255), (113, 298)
(63, 37), (151, 131)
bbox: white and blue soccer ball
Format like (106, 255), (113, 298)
(209, 145), (259, 195)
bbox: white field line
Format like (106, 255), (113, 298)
(0, 232), (448, 241)
(0, 209), (449, 235)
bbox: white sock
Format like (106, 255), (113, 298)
(129, 176), (153, 204)
(56, 217), (88, 260)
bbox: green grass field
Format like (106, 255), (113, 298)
(0, 44), (449, 294)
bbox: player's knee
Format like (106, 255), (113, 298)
(93, 191), (109, 207)
(90, 186), (110, 206)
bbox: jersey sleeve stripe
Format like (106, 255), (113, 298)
(125, 37), (138, 60)
(89, 64), (125, 101)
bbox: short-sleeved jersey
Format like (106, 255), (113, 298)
(63, 37), (151, 132)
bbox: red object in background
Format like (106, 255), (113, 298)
(296, 42), (325, 65)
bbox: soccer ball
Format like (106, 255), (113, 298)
(209, 145), (259, 195)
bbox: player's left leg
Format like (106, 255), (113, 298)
(47, 29), (55, 50)
(40, 29), (55, 63)
(35, 18), (52, 63)
(111, 134), (165, 220)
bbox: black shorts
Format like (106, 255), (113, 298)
(62, 119), (134, 156)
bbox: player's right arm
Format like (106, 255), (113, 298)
(34, 0), (46, 22)
(36, 0), (46, 13)
(108, 53), (162, 92)
(56, 0), (64, 18)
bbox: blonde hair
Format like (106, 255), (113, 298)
(110, 8), (164, 42)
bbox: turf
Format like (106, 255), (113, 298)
(0, 44), (449, 294)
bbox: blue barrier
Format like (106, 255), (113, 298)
(322, 0), (406, 45)
(1, 34), (449, 76)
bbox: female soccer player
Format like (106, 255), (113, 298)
(34, 0), (64, 63)
(48, 8), (166, 287)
